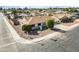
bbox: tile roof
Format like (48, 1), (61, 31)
(27, 16), (53, 25)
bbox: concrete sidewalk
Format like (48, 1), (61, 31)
(54, 24), (68, 31)
(54, 24), (79, 31)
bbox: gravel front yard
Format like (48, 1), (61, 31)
(8, 20), (56, 40)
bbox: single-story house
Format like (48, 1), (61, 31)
(54, 10), (67, 14)
(17, 14), (29, 18)
(19, 16), (60, 30)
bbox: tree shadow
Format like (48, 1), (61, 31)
(28, 30), (39, 35)
(52, 28), (66, 33)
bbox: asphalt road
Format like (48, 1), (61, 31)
(0, 14), (79, 52)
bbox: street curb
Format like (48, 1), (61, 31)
(3, 14), (28, 44)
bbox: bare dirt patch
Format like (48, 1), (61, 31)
(8, 20), (56, 40)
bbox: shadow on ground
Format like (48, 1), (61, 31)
(52, 28), (66, 33)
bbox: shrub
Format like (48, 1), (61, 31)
(11, 10), (18, 15)
(48, 14), (53, 16)
(26, 11), (30, 14)
(12, 20), (20, 25)
(11, 10), (18, 19)
(39, 9), (43, 12)
(45, 20), (54, 29)
(22, 25), (32, 32)
(60, 16), (73, 23)
(3, 10), (7, 14)
(7, 15), (11, 19)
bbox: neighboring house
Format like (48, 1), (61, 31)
(19, 16), (60, 30)
(54, 10), (67, 14)
(70, 12), (79, 19)
(17, 13), (29, 18)
(73, 12), (79, 18)
(30, 13), (36, 16)
(31, 10), (49, 16)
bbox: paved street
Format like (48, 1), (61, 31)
(0, 13), (79, 52)
(0, 14), (19, 51)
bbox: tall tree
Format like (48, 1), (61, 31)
(0, 7), (3, 10)
(24, 7), (28, 10)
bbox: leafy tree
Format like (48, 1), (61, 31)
(17, 8), (22, 10)
(11, 8), (16, 10)
(11, 10), (18, 15)
(22, 25), (32, 32)
(0, 7), (3, 10)
(48, 13), (53, 16)
(64, 8), (78, 12)
(3, 10), (7, 15)
(22, 25), (27, 32)
(11, 10), (18, 19)
(63, 8), (69, 11)
(18, 10), (23, 14)
(26, 11), (30, 14)
(49, 7), (52, 10)
(23, 11), (27, 13)
(45, 20), (54, 29)
(7, 15), (11, 19)
(24, 7), (28, 10)
(73, 9), (78, 12)
(39, 9), (43, 12)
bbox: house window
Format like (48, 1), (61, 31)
(31, 24), (35, 27)
(38, 23), (41, 26)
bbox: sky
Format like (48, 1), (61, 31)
(0, 0), (79, 7)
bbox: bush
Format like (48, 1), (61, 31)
(60, 16), (73, 23)
(3, 10), (7, 14)
(12, 20), (20, 25)
(11, 10), (18, 15)
(26, 11), (30, 14)
(45, 20), (54, 29)
(22, 25), (32, 32)
(7, 15), (11, 19)
(48, 14), (53, 16)
(39, 9), (43, 12)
